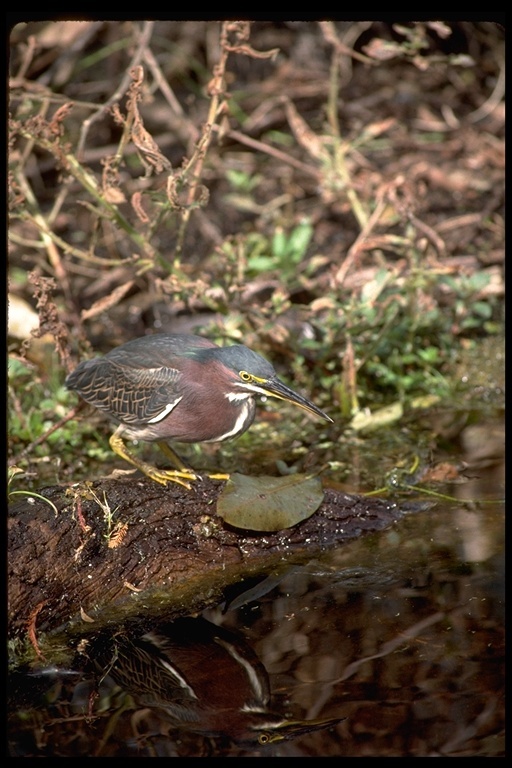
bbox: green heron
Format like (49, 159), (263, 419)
(65, 333), (332, 487)
(97, 616), (343, 745)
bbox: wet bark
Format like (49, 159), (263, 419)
(8, 475), (418, 645)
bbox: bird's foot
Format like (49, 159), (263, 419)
(143, 466), (200, 489)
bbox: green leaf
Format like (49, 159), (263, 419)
(285, 219), (313, 259)
(271, 227), (287, 260)
(216, 472), (324, 531)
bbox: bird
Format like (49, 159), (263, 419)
(97, 616), (343, 745)
(65, 333), (332, 487)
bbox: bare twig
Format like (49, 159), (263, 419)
(76, 21), (154, 160)
(318, 21), (377, 66)
(225, 127), (321, 179)
(468, 54), (505, 123)
(334, 194), (388, 286)
(174, 21), (279, 261)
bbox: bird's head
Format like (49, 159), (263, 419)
(205, 344), (333, 423)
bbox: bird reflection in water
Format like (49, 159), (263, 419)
(95, 616), (343, 747)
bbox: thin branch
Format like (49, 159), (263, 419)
(225, 128), (321, 179)
(76, 21), (155, 160)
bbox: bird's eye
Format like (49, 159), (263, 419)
(239, 370), (252, 382)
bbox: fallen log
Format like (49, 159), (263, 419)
(8, 475), (422, 654)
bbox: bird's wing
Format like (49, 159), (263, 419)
(68, 359), (183, 426)
(114, 363), (183, 425)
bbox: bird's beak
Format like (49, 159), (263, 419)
(261, 377), (333, 423)
(260, 715), (345, 744)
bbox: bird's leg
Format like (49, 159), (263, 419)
(156, 442), (192, 471)
(157, 442), (229, 482)
(109, 431), (198, 488)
